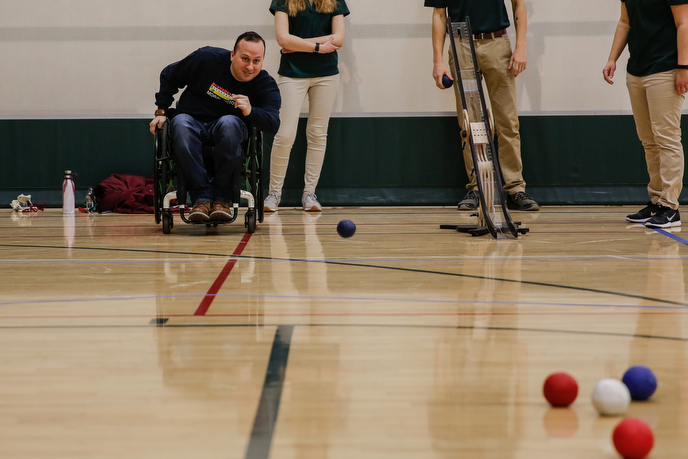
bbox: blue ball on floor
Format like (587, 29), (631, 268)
(337, 219), (356, 238)
(622, 365), (657, 401)
(442, 75), (454, 88)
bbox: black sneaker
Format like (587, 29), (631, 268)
(626, 202), (661, 223)
(508, 191), (540, 211)
(458, 190), (479, 211)
(644, 206), (681, 228)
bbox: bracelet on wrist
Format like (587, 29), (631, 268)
(155, 108), (167, 117)
(678, 65), (688, 70)
(313, 43), (320, 54)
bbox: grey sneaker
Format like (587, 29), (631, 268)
(263, 193), (280, 212)
(458, 190), (479, 211)
(645, 206), (681, 228)
(626, 202), (661, 223)
(508, 191), (540, 211)
(302, 193), (322, 212)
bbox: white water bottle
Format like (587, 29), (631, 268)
(62, 170), (75, 214)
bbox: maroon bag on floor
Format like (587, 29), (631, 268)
(93, 174), (154, 214)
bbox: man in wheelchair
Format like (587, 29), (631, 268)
(149, 31), (281, 222)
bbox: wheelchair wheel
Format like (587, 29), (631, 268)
(245, 209), (257, 233)
(162, 211), (173, 234)
(247, 126), (264, 223)
(153, 127), (165, 225)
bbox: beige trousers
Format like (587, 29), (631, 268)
(449, 35), (525, 194)
(269, 74), (340, 195)
(626, 70), (685, 210)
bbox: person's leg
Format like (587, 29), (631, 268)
(303, 74), (339, 196)
(209, 115), (248, 202)
(477, 37), (524, 193)
(448, 48), (477, 191)
(170, 114), (212, 205)
(268, 76), (311, 197)
(642, 70), (684, 210)
(627, 72), (662, 206)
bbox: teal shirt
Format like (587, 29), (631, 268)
(270, 0), (350, 78)
(423, 0), (510, 34)
(622, 0), (688, 76)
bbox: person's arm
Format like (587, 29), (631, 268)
(672, 4), (688, 95)
(603, 3), (630, 85)
(149, 50), (200, 133)
(244, 77), (282, 135)
(274, 11), (341, 54)
(431, 7), (451, 89)
(509, 0), (528, 77)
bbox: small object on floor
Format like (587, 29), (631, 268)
(543, 372), (578, 407)
(622, 365), (657, 401)
(337, 219), (356, 238)
(591, 378), (630, 416)
(613, 418), (654, 459)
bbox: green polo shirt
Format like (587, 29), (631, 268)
(270, 0), (350, 78)
(622, 0), (688, 76)
(424, 0), (510, 34)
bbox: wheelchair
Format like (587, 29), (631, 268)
(153, 115), (264, 234)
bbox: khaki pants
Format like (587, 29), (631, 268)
(269, 74), (340, 195)
(449, 35), (525, 194)
(626, 70), (685, 210)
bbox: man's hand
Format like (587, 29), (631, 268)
(231, 94), (252, 116)
(677, 69), (688, 95)
(149, 115), (167, 134)
(433, 62), (452, 90)
(509, 47), (527, 77)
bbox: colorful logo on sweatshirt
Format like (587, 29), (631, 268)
(207, 83), (235, 106)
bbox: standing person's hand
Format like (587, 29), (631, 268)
(318, 35), (340, 54)
(509, 48), (527, 77)
(677, 69), (688, 95)
(603, 61), (616, 85)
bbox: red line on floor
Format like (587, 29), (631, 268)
(193, 232), (252, 316)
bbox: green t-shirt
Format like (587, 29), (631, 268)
(270, 0), (350, 78)
(423, 0), (510, 34)
(622, 0), (688, 76)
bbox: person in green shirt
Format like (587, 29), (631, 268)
(604, 0), (688, 228)
(426, 0), (539, 212)
(264, 0), (350, 212)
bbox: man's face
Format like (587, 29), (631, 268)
(230, 40), (265, 82)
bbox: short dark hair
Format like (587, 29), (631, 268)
(234, 31), (266, 54)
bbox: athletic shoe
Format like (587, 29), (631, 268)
(302, 193), (322, 212)
(644, 206), (681, 228)
(508, 191), (540, 211)
(210, 201), (232, 221)
(263, 193), (280, 212)
(458, 190), (479, 211)
(187, 201), (211, 222)
(626, 202), (661, 223)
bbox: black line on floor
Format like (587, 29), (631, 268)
(1, 243), (686, 307)
(245, 325), (293, 459)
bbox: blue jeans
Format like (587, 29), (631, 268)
(170, 114), (248, 204)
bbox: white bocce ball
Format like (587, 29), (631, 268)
(591, 378), (631, 416)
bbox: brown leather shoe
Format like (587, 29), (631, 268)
(187, 201), (211, 222)
(210, 201), (232, 221)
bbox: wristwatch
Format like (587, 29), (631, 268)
(155, 108), (167, 116)
(313, 43), (320, 54)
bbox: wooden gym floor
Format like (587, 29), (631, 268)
(1, 206), (687, 458)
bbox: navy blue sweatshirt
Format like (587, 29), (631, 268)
(155, 46), (281, 135)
